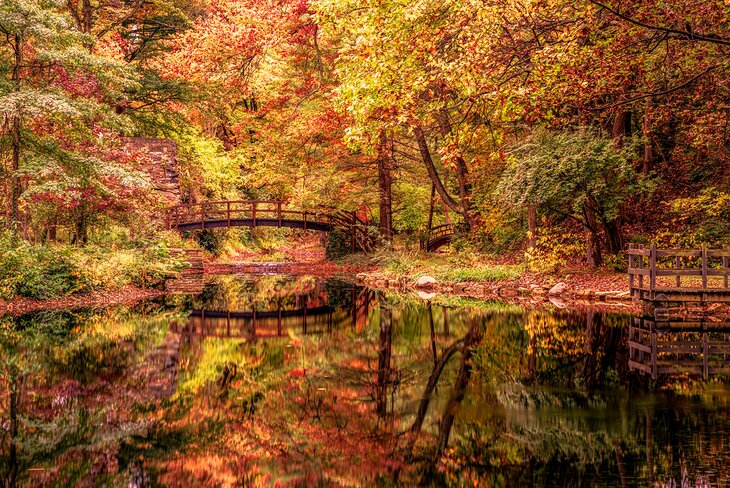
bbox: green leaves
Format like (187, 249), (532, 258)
(498, 128), (647, 224)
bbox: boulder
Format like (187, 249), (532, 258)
(548, 282), (568, 296)
(415, 275), (438, 289)
(417, 291), (437, 300)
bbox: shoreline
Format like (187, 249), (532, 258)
(355, 270), (643, 313)
(3, 261), (728, 318)
(0, 286), (165, 317)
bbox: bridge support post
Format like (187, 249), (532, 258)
(351, 211), (357, 252)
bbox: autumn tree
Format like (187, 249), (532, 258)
(498, 129), (648, 266)
(0, 0), (154, 243)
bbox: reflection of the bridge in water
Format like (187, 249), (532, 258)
(629, 317), (730, 379)
(171, 289), (374, 340)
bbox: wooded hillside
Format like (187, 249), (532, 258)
(1, 0), (728, 271)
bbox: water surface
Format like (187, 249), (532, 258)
(1, 275), (728, 486)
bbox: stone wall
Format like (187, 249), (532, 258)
(122, 137), (181, 204)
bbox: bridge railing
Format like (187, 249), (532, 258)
(164, 200), (377, 252)
(165, 200), (331, 230)
(627, 244), (730, 300)
(420, 224), (454, 251)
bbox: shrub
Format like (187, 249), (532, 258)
(0, 234), (79, 300)
(0, 232), (187, 300)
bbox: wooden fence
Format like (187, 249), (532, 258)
(628, 318), (730, 379)
(627, 244), (730, 302)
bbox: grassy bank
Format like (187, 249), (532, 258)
(339, 250), (521, 282)
(336, 248), (631, 295)
(0, 231), (188, 302)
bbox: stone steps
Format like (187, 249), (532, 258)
(166, 248), (204, 294)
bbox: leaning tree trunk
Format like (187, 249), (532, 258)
(377, 131), (393, 244)
(412, 124), (475, 229)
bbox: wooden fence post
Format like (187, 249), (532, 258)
(277, 201), (282, 227)
(252, 202), (257, 227)
(675, 254), (681, 288)
(201, 203), (205, 230)
(638, 244), (645, 294)
(649, 244), (657, 293)
(651, 327), (657, 380)
(227, 201), (231, 227)
(701, 245), (708, 289)
(628, 243), (635, 296)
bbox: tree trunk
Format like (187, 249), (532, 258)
(436, 109), (472, 206)
(583, 203), (602, 267)
(585, 226), (600, 267)
(642, 103), (653, 175)
(527, 205), (537, 249)
(10, 115), (21, 232)
(612, 110), (632, 144)
(73, 204), (89, 245)
(377, 131), (393, 244)
(427, 183), (436, 230)
(603, 219), (623, 254)
(412, 124), (474, 228)
(9, 34), (22, 232)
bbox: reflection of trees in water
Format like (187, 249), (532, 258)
(387, 307), (728, 486)
(0, 308), (178, 487)
(3, 288), (728, 486)
(192, 275), (361, 313)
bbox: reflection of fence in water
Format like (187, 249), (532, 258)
(629, 317), (730, 379)
(172, 289), (373, 340)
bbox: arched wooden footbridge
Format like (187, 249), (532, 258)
(165, 200), (374, 251)
(170, 289), (373, 339)
(421, 224), (454, 252)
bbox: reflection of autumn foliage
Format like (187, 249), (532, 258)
(3, 279), (728, 486)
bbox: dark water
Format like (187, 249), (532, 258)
(1, 275), (729, 487)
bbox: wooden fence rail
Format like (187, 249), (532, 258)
(628, 318), (730, 379)
(627, 244), (730, 303)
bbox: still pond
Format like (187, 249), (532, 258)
(1, 275), (729, 486)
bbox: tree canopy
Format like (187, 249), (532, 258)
(1, 0), (728, 264)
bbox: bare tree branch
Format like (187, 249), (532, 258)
(587, 0), (730, 46)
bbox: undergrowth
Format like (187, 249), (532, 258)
(0, 231), (187, 300)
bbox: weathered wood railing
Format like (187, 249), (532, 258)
(627, 244), (730, 302)
(165, 200), (330, 231)
(164, 200), (375, 252)
(628, 318), (730, 379)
